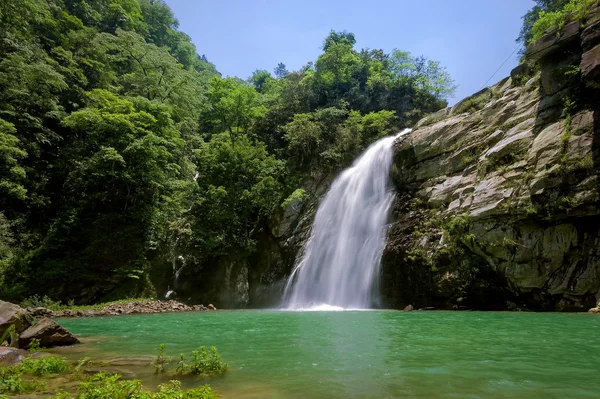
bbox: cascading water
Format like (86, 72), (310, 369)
(283, 129), (411, 310)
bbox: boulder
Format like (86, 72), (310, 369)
(589, 307), (600, 314)
(18, 317), (79, 348)
(0, 301), (33, 337)
(0, 347), (29, 366)
(403, 304), (414, 312)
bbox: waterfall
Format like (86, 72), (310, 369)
(283, 129), (411, 310)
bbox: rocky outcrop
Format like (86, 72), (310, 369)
(381, 5), (600, 311)
(0, 301), (33, 337)
(18, 317), (79, 348)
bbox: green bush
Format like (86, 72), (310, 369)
(152, 345), (228, 376)
(0, 366), (45, 395)
(20, 295), (63, 311)
(20, 356), (70, 376)
(186, 347), (228, 375)
(530, 0), (596, 43)
(53, 373), (217, 399)
(151, 344), (172, 374)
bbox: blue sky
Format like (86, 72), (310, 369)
(165, 0), (535, 105)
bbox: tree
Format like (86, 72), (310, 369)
(0, 119), (27, 203)
(517, 0), (570, 44)
(13, 89), (184, 301)
(97, 29), (206, 119)
(202, 77), (266, 143)
(322, 30), (356, 51)
(249, 69), (274, 93)
(185, 133), (285, 255)
(274, 62), (288, 79)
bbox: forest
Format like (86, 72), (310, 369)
(0, 0), (568, 304)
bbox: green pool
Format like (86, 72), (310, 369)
(57, 310), (600, 398)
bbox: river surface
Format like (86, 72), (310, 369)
(57, 310), (600, 399)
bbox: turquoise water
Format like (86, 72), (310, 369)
(58, 310), (600, 398)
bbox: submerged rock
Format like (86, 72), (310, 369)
(18, 317), (80, 348)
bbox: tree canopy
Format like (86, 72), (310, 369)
(0, 3), (454, 304)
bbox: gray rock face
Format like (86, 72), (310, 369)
(0, 301), (33, 337)
(18, 317), (79, 348)
(381, 8), (600, 311)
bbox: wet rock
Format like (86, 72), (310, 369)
(403, 304), (414, 312)
(0, 301), (33, 337)
(589, 307), (600, 314)
(18, 317), (80, 348)
(208, 304), (217, 310)
(418, 307), (437, 311)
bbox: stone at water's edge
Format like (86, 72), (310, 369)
(403, 305), (414, 312)
(589, 307), (600, 314)
(0, 300), (33, 337)
(0, 347), (29, 366)
(18, 317), (80, 348)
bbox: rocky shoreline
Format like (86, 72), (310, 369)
(43, 299), (217, 318)
(0, 299), (218, 360)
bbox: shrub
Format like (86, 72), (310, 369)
(151, 344), (172, 374)
(54, 373), (218, 399)
(20, 295), (63, 311)
(20, 356), (70, 375)
(0, 366), (45, 395)
(186, 347), (228, 375)
(530, 0), (596, 43)
(152, 345), (227, 376)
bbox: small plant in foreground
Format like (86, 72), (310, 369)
(53, 373), (217, 399)
(187, 346), (228, 375)
(27, 338), (43, 352)
(155, 345), (228, 376)
(151, 344), (173, 374)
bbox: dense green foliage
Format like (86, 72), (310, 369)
(56, 373), (217, 399)
(0, 355), (217, 398)
(0, 0), (454, 303)
(518, 0), (595, 44)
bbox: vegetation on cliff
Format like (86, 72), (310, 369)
(0, 0), (455, 304)
(518, 0), (596, 44)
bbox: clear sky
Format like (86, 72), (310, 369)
(164, 0), (535, 105)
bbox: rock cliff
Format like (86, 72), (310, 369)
(381, 4), (600, 311)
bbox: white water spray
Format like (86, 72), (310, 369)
(283, 129), (411, 310)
